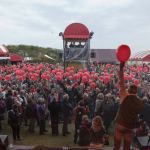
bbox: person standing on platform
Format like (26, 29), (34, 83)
(113, 62), (144, 150)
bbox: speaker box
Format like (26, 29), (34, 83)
(0, 135), (9, 148)
(136, 136), (150, 150)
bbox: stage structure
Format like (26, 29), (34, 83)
(59, 23), (94, 72)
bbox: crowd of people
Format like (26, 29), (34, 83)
(0, 62), (150, 149)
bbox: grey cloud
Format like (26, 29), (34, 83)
(0, 0), (150, 52)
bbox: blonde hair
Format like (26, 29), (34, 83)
(92, 116), (104, 132)
(82, 115), (89, 124)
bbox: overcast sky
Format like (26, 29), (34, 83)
(0, 0), (150, 54)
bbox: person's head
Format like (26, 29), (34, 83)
(105, 93), (112, 101)
(82, 115), (89, 125)
(78, 100), (84, 107)
(142, 96), (148, 103)
(83, 93), (88, 100)
(128, 84), (138, 94)
(63, 94), (69, 101)
(96, 88), (100, 94)
(92, 116), (104, 132)
(97, 93), (104, 100)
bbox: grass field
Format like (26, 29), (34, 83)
(0, 119), (114, 148)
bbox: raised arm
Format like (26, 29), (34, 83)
(119, 62), (127, 103)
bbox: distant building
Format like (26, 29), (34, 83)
(90, 49), (118, 63)
(130, 51), (150, 62)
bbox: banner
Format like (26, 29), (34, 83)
(64, 42), (89, 62)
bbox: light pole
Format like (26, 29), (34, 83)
(59, 32), (66, 72)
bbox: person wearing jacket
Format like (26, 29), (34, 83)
(61, 94), (72, 136)
(78, 115), (91, 146)
(95, 93), (104, 116)
(73, 101), (87, 144)
(114, 62), (144, 150)
(48, 97), (61, 136)
(25, 98), (37, 133)
(90, 116), (106, 149)
(36, 98), (46, 135)
(0, 97), (6, 131)
(8, 104), (21, 142)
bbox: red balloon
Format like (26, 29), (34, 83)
(104, 76), (110, 84)
(56, 72), (61, 76)
(69, 76), (73, 80)
(0, 75), (2, 81)
(56, 75), (62, 81)
(31, 76), (37, 81)
(51, 70), (56, 74)
(45, 74), (51, 80)
(5, 75), (11, 81)
(19, 76), (24, 81)
(134, 79), (140, 86)
(41, 74), (46, 79)
(64, 72), (70, 77)
(82, 76), (88, 83)
(90, 82), (96, 89)
(116, 44), (131, 62)
(74, 74), (79, 81)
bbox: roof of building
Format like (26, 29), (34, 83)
(130, 51), (150, 61)
(0, 45), (9, 56)
(64, 23), (90, 40)
(10, 54), (23, 62)
(91, 49), (118, 63)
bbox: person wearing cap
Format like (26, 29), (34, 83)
(113, 62), (144, 150)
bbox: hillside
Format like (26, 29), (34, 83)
(6, 45), (62, 62)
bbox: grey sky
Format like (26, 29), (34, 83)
(0, 0), (150, 54)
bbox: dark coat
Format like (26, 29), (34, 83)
(48, 100), (61, 123)
(26, 102), (37, 119)
(8, 109), (21, 125)
(90, 128), (105, 144)
(5, 94), (13, 111)
(78, 123), (91, 146)
(139, 104), (150, 128)
(101, 101), (114, 125)
(61, 100), (72, 118)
